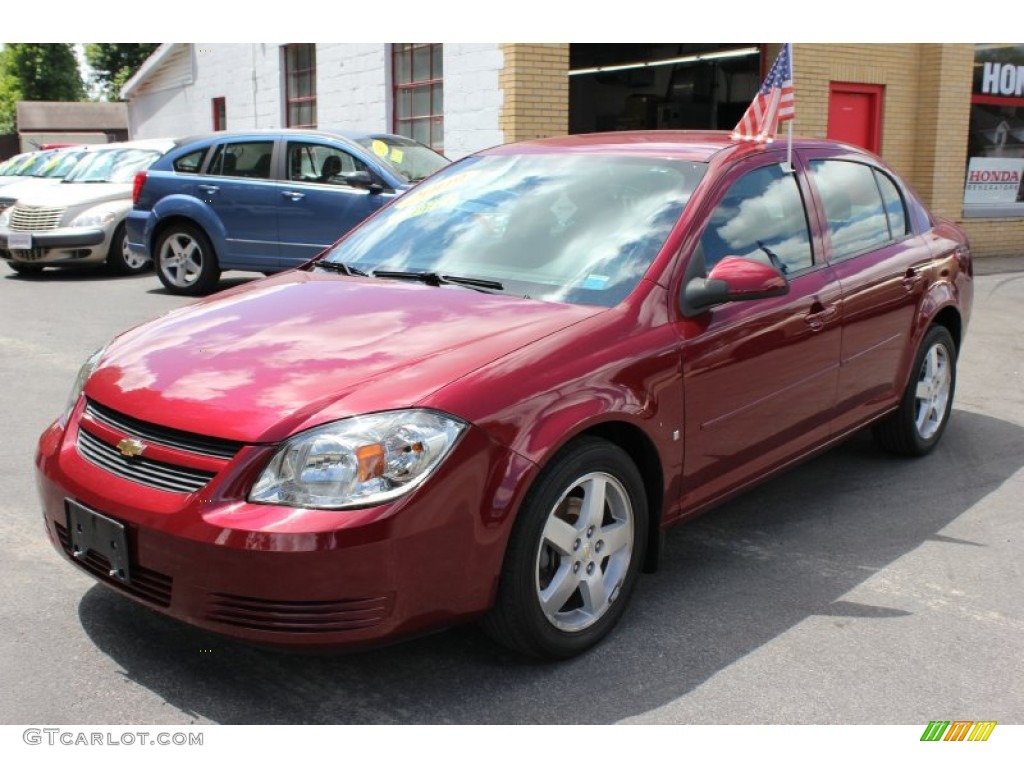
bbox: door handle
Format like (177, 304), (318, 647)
(281, 191), (305, 201)
(901, 268), (923, 291)
(804, 302), (837, 331)
(197, 184), (219, 195)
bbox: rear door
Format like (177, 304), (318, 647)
(679, 153), (842, 511)
(276, 140), (397, 267)
(803, 153), (934, 435)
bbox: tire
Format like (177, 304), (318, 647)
(482, 437), (648, 659)
(873, 324), (957, 456)
(154, 223), (221, 296)
(7, 261), (43, 275)
(105, 223), (150, 275)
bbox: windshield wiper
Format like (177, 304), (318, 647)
(312, 260), (368, 277)
(372, 270), (504, 292)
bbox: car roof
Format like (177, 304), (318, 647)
(481, 130), (869, 164)
(172, 128), (410, 149)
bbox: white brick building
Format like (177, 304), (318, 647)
(121, 43), (505, 159)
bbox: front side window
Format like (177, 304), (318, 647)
(287, 142), (369, 185)
(323, 153), (706, 307)
(811, 159), (894, 260)
(700, 163), (813, 275)
(392, 43), (443, 152)
(284, 44), (317, 128)
(206, 141), (274, 179)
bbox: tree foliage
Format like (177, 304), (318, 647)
(85, 43), (159, 101)
(0, 43), (85, 133)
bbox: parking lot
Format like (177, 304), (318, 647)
(0, 260), (1022, 725)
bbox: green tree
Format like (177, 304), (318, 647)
(0, 43), (85, 132)
(85, 43), (159, 101)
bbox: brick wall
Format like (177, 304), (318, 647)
(499, 44), (569, 143)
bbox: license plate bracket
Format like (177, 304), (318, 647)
(8, 232), (31, 250)
(65, 499), (131, 585)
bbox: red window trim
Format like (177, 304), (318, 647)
(284, 44), (317, 129)
(212, 97), (226, 131)
(392, 43), (443, 152)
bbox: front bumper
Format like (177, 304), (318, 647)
(0, 226), (108, 265)
(35, 403), (531, 650)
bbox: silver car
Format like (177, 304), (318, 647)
(0, 139), (177, 275)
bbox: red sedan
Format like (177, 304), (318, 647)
(36, 131), (972, 659)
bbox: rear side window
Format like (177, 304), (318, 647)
(700, 163), (813, 275)
(173, 149), (206, 174)
(206, 141), (274, 179)
(811, 160), (902, 260)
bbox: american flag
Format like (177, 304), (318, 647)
(732, 44), (795, 143)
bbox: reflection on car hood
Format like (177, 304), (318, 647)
(85, 271), (604, 443)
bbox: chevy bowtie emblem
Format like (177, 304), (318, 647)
(116, 438), (146, 457)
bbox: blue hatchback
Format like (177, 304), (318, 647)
(127, 129), (449, 295)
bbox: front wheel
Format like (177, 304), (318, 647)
(155, 223), (221, 295)
(873, 324), (957, 456)
(481, 437), (648, 659)
(105, 223), (150, 275)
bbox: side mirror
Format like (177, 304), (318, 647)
(682, 256), (789, 316)
(343, 170), (384, 194)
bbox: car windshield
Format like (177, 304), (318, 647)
(31, 150), (89, 178)
(322, 152), (706, 307)
(64, 148), (162, 183)
(355, 135), (449, 183)
(15, 151), (59, 177)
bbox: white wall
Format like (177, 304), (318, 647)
(316, 44), (389, 132)
(443, 44), (504, 158)
(127, 43), (505, 158)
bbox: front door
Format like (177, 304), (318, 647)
(679, 157), (842, 511)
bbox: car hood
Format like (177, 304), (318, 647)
(85, 271), (604, 443)
(14, 181), (132, 209)
(0, 178), (63, 201)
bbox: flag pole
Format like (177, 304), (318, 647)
(784, 44), (794, 173)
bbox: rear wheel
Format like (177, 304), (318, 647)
(873, 325), (957, 456)
(105, 223), (150, 275)
(155, 223), (221, 295)
(482, 437), (648, 659)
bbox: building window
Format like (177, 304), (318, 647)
(212, 97), (226, 131)
(964, 44), (1024, 217)
(284, 44), (317, 128)
(392, 43), (443, 151)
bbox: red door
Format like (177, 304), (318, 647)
(827, 83), (884, 153)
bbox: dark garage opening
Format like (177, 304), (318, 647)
(569, 44), (763, 134)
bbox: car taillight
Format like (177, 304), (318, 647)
(132, 171), (147, 205)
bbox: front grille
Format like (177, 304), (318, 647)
(55, 522), (173, 607)
(9, 205), (65, 232)
(77, 428), (215, 494)
(206, 593), (391, 633)
(85, 399), (243, 460)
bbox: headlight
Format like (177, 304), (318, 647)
(61, 345), (106, 426)
(69, 208), (119, 228)
(249, 410), (467, 509)
(0, 208), (10, 228)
